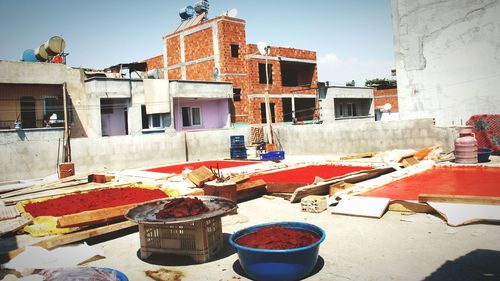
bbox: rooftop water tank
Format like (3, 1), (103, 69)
(21, 49), (37, 62)
(35, 44), (48, 61)
(179, 5), (195, 20)
(44, 36), (65, 55)
(194, 0), (209, 14)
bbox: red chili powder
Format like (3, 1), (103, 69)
(24, 188), (167, 217)
(146, 160), (259, 174)
(236, 227), (320, 250)
(249, 165), (373, 185)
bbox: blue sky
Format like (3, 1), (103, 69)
(0, 0), (394, 85)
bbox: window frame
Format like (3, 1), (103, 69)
(181, 106), (202, 128)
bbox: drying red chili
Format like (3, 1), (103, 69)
(236, 227), (320, 250)
(156, 197), (209, 219)
(24, 188), (167, 217)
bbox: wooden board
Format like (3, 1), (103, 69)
(236, 179), (267, 201)
(331, 196), (390, 218)
(0, 216), (31, 236)
(388, 200), (435, 213)
(0, 206), (20, 221)
(419, 194), (500, 205)
(57, 203), (139, 228)
(340, 152), (377, 160)
(0, 220), (137, 263)
(290, 167), (394, 203)
(266, 182), (304, 193)
(229, 175), (250, 184)
(427, 202), (500, 226)
(187, 166), (215, 187)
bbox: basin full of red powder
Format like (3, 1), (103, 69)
(236, 227), (320, 250)
(23, 187), (168, 217)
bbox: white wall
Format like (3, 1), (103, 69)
(392, 0), (500, 127)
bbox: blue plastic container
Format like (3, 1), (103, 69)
(230, 135), (246, 148)
(260, 150), (285, 161)
(478, 147), (493, 162)
(229, 221), (326, 281)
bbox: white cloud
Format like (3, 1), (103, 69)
(317, 52), (394, 86)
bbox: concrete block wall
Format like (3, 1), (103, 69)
(392, 0), (500, 126)
(276, 118), (454, 156)
(0, 118), (455, 181)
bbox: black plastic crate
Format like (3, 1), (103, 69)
(230, 147), (247, 159)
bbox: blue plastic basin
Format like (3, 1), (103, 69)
(229, 221), (326, 281)
(478, 147), (494, 162)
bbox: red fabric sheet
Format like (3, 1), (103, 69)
(466, 114), (500, 152)
(146, 160), (260, 174)
(249, 165), (373, 185)
(362, 166), (500, 201)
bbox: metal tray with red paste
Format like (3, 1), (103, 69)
(125, 196), (237, 224)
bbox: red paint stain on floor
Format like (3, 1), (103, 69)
(146, 160), (260, 174)
(363, 166), (500, 200)
(250, 165), (373, 185)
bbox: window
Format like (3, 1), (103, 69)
(230, 44), (239, 58)
(347, 103), (353, 116)
(141, 105), (166, 130)
(181, 106), (202, 127)
(43, 96), (64, 126)
(258, 63), (273, 84)
(233, 88), (241, 101)
(260, 102), (276, 123)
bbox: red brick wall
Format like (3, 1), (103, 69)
(248, 97), (284, 124)
(374, 88), (399, 112)
(168, 68), (182, 80)
(186, 60), (215, 81)
(144, 55), (164, 71)
(184, 28), (214, 62)
(167, 36), (181, 66)
(218, 20), (247, 74)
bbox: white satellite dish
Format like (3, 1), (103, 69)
(257, 42), (269, 56)
(383, 103), (392, 111)
(227, 8), (238, 17)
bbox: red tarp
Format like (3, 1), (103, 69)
(362, 166), (500, 201)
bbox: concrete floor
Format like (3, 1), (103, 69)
(79, 197), (500, 281)
(2, 155), (499, 280)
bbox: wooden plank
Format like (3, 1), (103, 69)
(57, 203), (139, 228)
(266, 182), (304, 193)
(229, 175), (250, 184)
(0, 216), (31, 236)
(0, 206), (20, 221)
(340, 151), (377, 160)
(388, 200), (435, 213)
(331, 196), (390, 218)
(236, 179), (267, 201)
(0, 220), (137, 263)
(419, 194), (500, 205)
(187, 166), (216, 187)
(290, 167), (394, 203)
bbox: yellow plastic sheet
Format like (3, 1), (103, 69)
(24, 216), (77, 237)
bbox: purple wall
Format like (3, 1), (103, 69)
(173, 98), (229, 131)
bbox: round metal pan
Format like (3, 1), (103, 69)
(125, 196), (237, 224)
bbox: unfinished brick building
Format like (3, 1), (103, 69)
(145, 10), (318, 125)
